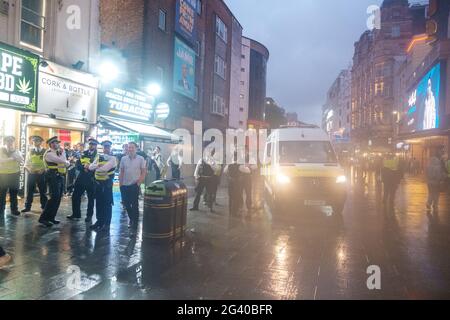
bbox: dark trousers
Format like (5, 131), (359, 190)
(0, 246), (5, 257)
(171, 164), (181, 180)
(0, 173), (19, 213)
(25, 173), (47, 210)
(228, 179), (241, 215)
(382, 180), (398, 205)
(427, 184), (441, 208)
(95, 180), (114, 227)
(40, 175), (63, 222)
(71, 181), (95, 218)
(242, 175), (253, 210)
(194, 177), (213, 210)
(121, 184), (140, 226)
(66, 168), (76, 193)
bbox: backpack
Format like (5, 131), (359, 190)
(199, 160), (214, 177)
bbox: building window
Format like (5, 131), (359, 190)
(240, 108), (244, 112)
(195, 41), (201, 56)
(241, 54), (245, 59)
(212, 95), (225, 115)
(391, 25), (400, 38)
(21, 0), (46, 50)
(241, 67), (245, 72)
(215, 16), (228, 43)
(239, 121), (244, 126)
(240, 81), (245, 85)
(158, 9), (166, 31)
(240, 94), (245, 99)
(375, 82), (385, 96)
(196, 0), (202, 15)
(214, 55), (227, 79)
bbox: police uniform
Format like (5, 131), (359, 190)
(69, 139), (98, 222)
(0, 136), (23, 216)
(39, 137), (69, 227)
(381, 154), (402, 207)
(89, 141), (117, 231)
(22, 136), (48, 212)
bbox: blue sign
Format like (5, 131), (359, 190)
(405, 63), (441, 132)
(175, 0), (197, 44)
(173, 37), (196, 100)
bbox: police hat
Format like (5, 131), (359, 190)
(30, 136), (43, 142)
(47, 136), (60, 145)
(88, 138), (99, 145)
(3, 136), (15, 143)
(101, 140), (113, 147)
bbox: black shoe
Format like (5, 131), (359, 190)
(39, 219), (53, 228)
(11, 211), (21, 216)
(89, 223), (101, 231)
(50, 220), (61, 225)
(67, 216), (81, 221)
(189, 207), (199, 211)
(95, 225), (110, 233)
(85, 217), (92, 223)
(21, 208), (31, 213)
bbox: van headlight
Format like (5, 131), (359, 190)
(336, 175), (347, 184)
(276, 174), (291, 185)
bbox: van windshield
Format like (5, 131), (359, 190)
(279, 141), (338, 164)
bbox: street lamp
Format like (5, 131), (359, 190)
(147, 83), (162, 97)
(98, 61), (119, 83)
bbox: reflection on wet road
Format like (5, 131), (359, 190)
(0, 173), (449, 300)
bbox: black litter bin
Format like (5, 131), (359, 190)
(143, 180), (188, 244)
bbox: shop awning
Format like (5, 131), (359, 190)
(99, 116), (181, 143)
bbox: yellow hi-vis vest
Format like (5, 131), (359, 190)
(95, 155), (115, 181)
(0, 148), (20, 174)
(44, 150), (67, 175)
(29, 148), (46, 172)
(383, 157), (400, 171)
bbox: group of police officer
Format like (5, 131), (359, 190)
(0, 135), (116, 232)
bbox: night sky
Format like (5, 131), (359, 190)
(225, 0), (407, 125)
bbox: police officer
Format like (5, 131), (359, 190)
(381, 152), (402, 208)
(39, 137), (69, 227)
(89, 141), (117, 232)
(22, 136), (48, 213)
(224, 152), (242, 216)
(68, 138), (98, 222)
(0, 136), (24, 216)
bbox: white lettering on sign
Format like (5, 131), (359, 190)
(0, 52), (23, 76)
(66, 5), (81, 30)
(408, 90), (417, 107)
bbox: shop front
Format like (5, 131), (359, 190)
(97, 84), (179, 156)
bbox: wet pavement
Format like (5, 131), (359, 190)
(0, 172), (450, 300)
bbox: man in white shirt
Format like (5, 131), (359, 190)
(89, 141), (117, 232)
(119, 142), (147, 231)
(0, 136), (24, 216)
(39, 137), (70, 227)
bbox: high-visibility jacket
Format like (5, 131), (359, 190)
(95, 155), (115, 182)
(383, 157), (400, 171)
(44, 150), (67, 175)
(0, 148), (20, 174)
(29, 148), (46, 172)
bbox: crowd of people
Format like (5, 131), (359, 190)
(0, 135), (184, 268)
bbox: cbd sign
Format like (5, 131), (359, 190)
(0, 42), (39, 112)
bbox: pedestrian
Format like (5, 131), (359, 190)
(65, 142), (77, 196)
(426, 148), (447, 212)
(0, 136), (24, 216)
(22, 136), (48, 213)
(208, 148), (222, 206)
(241, 151), (257, 212)
(167, 145), (183, 180)
(0, 246), (12, 268)
(224, 152), (242, 215)
(119, 142), (147, 232)
(39, 137), (70, 227)
(381, 152), (403, 209)
(89, 141), (117, 232)
(68, 138), (98, 223)
(190, 153), (215, 212)
(152, 146), (164, 180)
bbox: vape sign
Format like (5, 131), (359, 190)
(0, 42), (39, 112)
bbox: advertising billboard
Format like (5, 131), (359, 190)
(99, 86), (155, 123)
(173, 37), (196, 100)
(405, 63), (441, 133)
(175, 0), (197, 44)
(0, 42), (39, 113)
